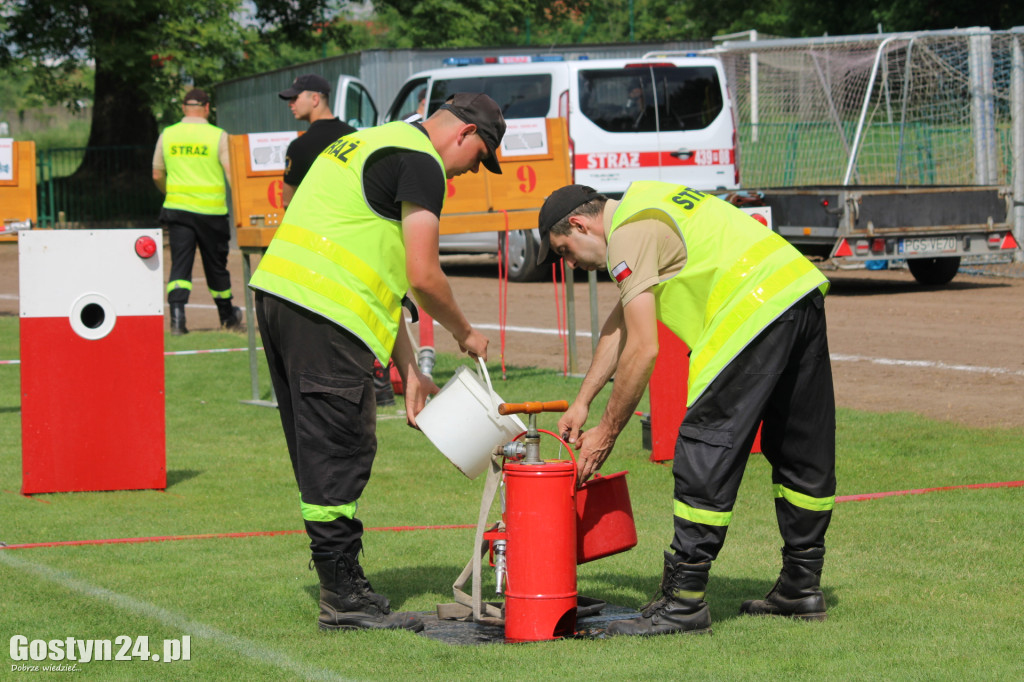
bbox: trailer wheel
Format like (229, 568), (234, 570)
(907, 256), (961, 285)
(500, 230), (546, 282)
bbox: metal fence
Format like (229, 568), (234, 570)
(36, 146), (163, 228)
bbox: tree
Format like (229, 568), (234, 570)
(0, 1), (376, 148)
(369, 0), (593, 48)
(873, 0), (1024, 33)
(0, 0), (255, 188)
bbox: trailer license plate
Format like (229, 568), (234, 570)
(900, 237), (958, 255)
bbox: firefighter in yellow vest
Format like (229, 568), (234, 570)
(249, 93), (505, 633)
(152, 88), (241, 334)
(537, 182), (837, 636)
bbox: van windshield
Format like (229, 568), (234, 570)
(579, 66), (724, 133)
(430, 75), (553, 119)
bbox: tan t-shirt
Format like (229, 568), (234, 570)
(604, 199), (688, 307)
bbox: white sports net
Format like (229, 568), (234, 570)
(715, 30), (1022, 187)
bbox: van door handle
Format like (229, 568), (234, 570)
(670, 149), (693, 159)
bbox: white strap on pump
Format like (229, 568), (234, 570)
(448, 452), (505, 624)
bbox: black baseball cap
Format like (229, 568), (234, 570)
(439, 93), (506, 174)
(535, 185), (604, 266)
(278, 74), (331, 99)
(183, 88), (210, 106)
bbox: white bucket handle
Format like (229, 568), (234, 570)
(475, 357), (500, 416)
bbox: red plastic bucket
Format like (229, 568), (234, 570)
(575, 471), (638, 564)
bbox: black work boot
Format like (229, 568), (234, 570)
(169, 303), (188, 335)
(607, 551), (712, 636)
(311, 552), (424, 632)
(740, 547), (827, 621)
(216, 300), (243, 331)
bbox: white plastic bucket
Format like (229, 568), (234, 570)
(417, 358), (526, 479)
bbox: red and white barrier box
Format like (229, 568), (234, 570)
(19, 229), (166, 494)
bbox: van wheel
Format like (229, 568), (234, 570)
(907, 256), (960, 285)
(501, 230), (546, 282)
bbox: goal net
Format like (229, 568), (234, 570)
(714, 29), (1022, 188)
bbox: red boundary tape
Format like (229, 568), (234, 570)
(0, 524), (473, 551)
(3, 480), (1021, 551)
(835, 479), (1023, 503)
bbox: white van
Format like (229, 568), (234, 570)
(338, 55), (738, 280)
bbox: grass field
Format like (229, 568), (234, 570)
(1, 316), (1022, 680)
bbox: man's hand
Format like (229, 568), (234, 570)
(569, 290), (657, 484)
(458, 328), (489, 361)
(558, 401), (590, 445)
(574, 422), (617, 485)
(402, 370), (440, 429)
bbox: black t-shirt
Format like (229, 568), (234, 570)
(361, 122), (445, 220)
(283, 118), (357, 187)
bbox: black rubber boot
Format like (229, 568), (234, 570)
(606, 551), (712, 636)
(740, 547), (827, 621)
(169, 303), (188, 336)
(311, 552), (424, 632)
(216, 300), (243, 330)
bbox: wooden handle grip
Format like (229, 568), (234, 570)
(498, 400), (569, 415)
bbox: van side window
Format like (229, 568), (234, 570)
(579, 69), (657, 132)
(431, 75), (553, 119)
(579, 66), (723, 133)
(345, 82), (379, 128)
(656, 66), (723, 132)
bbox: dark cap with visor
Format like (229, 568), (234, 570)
(278, 74), (331, 99)
(183, 88), (210, 106)
(535, 184), (604, 266)
(439, 92), (506, 175)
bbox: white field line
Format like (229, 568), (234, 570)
(0, 551), (353, 681)
(830, 353), (1024, 378)
(477, 323), (1024, 378)
(1, 318), (1021, 379)
(472, 321), (588, 337)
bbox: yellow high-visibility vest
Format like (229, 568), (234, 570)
(250, 122), (445, 363)
(161, 121), (227, 215)
(608, 181), (829, 405)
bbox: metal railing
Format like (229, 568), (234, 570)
(36, 146), (163, 228)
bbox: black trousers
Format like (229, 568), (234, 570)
(671, 290), (836, 564)
(255, 292), (378, 556)
(161, 208), (232, 305)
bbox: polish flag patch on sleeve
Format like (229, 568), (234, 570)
(611, 260), (633, 282)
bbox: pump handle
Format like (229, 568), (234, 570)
(498, 400), (569, 415)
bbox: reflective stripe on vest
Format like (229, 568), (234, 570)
(249, 122), (445, 363)
(608, 181), (829, 406)
(773, 484), (835, 512)
(161, 122), (227, 214)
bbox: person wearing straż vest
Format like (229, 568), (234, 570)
(249, 94), (506, 633)
(152, 87), (241, 335)
(537, 181), (836, 636)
